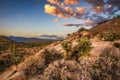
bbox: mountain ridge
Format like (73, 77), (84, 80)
(7, 36), (61, 42)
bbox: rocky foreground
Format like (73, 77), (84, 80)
(0, 38), (120, 80)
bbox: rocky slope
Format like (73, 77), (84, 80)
(0, 17), (120, 80)
(0, 39), (120, 80)
(90, 16), (120, 36)
(0, 36), (15, 51)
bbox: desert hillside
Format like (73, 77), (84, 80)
(0, 17), (120, 80)
(90, 16), (120, 36)
(0, 37), (53, 73)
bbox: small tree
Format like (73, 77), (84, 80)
(10, 44), (20, 66)
(77, 37), (92, 56)
(62, 41), (72, 60)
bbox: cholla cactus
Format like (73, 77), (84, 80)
(10, 44), (20, 66)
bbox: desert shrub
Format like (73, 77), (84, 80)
(0, 54), (12, 73)
(77, 37), (92, 56)
(113, 42), (120, 48)
(0, 42), (12, 51)
(103, 32), (120, 41)
(67, 34), (70, 36)
(44, 49), (63, 64)
(18, 41), (54, 48)
(62, 41), (72, 60)
(10, 44), (20, 66)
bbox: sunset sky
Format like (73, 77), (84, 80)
(0, 0), (120, 37)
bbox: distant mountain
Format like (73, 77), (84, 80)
(36, 35), (66, 40)
(7, 35), (65, 42)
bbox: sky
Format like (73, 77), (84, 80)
(0, 0), (120, 37)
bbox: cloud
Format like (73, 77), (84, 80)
(44, 0), (120, 27)
(44, 4), (58, 15)
(84, 0), (105, 13)
(57, 11), (69, 19)
(47, 0), (64, 8)
(105, 0), (120, 15)
(64, 23), (83, 27)
(64, 0), (80, 5)
(54, 18), (59, 22)
(64, 20), (95, 27)
(44, 4), (69, 18)
(37, 35), (65, 40)
(107, 0), (120, 9)
(76, 6), (87, 15)
(65, 7), (74, 15)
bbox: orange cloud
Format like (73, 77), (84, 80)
(44, 4), (58, 15)
(92, 6), (104, 13)
(64, 0), (80, 5)
(57, 12), (69, 19)
(54, 18), (58, 22)
(47, 0), (56, 4)
(76, 6), (87, 15)
(44, 0), (120, 26)
(44, 4), (69, 19)
(47, 0), (64, 8)
(65, 7), (74, 15)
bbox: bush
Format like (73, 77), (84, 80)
(0, 54), (12, 73)
(103, 32), (120, 41)
(0, 42), (12, 51)
(77, 37), (92, 56)
(62, 41), (72, 60)
(113, 42), (120, 48)
(44, 49), (63, 64)
(62, 38), (92, 59)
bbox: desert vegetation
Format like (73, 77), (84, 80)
(0, 38), (54, 73)
(44, 49), (63, 64)
(10, 44), (20, 66)
(77, 37), (92, 56)
(62, 41), (72, 60)
(113, 42), (120, 49)
(62, 37), (92, 61)
(102, 32), (120, 41)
